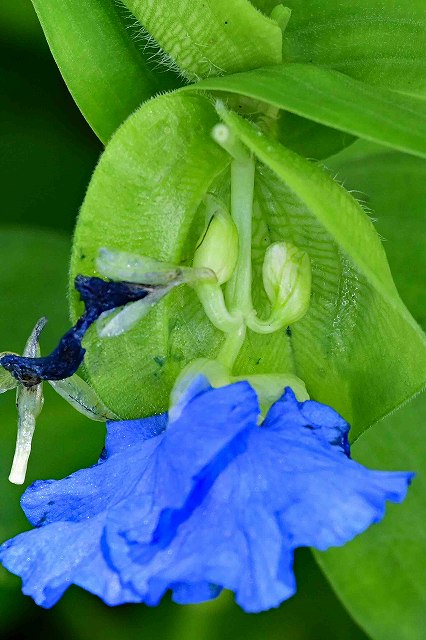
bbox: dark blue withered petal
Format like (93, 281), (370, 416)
(0, 276), (152, 386)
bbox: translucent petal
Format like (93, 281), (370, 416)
(22, 317), (47, 358)
(0, 366), (18, 394)
(97, 291), (169, 338)
(49, 374), (120, 421)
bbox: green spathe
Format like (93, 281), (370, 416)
(71, 91), (426, 439)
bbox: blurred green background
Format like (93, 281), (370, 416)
(0, 3), (424, 639)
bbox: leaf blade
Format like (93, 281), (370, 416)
(32, 0), (180, 143)
(316, 391), (426, 640)
(325, 141), (426, 327)
(283, 0), (426, 98)
(252, 0), (426, 97)
(189, 64), (426, 159)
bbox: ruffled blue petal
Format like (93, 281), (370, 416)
(103, 413), (167, 458)
(265, 388), (350, 455)
(104, 389), (412, 612)
(0, 382), (413, 613)
(105, 439), (297, 612)
(21, 435), (162, 526)
(1, 381), (259, 608)
(0, 516), (139, 607)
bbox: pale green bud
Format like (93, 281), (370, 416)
(193, 207), (239, 285)
(262, 241), (311, 325)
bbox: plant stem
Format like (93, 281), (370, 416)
(225, 153), (256, 317)
(216, 325), (247, 371)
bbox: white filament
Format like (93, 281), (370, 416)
(8, 318), (46, 485)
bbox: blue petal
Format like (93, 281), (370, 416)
(21, 435), (162, 527)
(105, 388), (412, 612)
(0, 382), (413, 614)
(168, 374), (212, 424)
(171, 582), (222, 605)
(106, 440), (297, 612)
(1, 382), (259, 607)
(265, 388), (350, 455)
(0, 516), (139, 607)
(22, 381), (257, 528)
(103, 413), (167, 459)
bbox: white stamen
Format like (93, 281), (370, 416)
(97, 248), (214, 287)
(9, 383), (44, 485)
(8, 318), (46, 485)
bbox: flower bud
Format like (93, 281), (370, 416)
(262, 242), (311, 325)
(193, 207), (238, 285)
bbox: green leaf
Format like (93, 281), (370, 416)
(121, 0), (282, 80)
(274, 111), (355, 161)
(219, 109), (426, 436)
(32, 0), (180, 143)
(325, 141), (426, 327)
(189, 64), (426, 159)
(70, 93), (230, 418)
(316, 391), (426, 640)
(252, 0), (426, 97)
(313, 145), (426, 636)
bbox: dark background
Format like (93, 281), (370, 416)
(0, 3), (372, 638)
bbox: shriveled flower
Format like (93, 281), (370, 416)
(0, 380), (413, 611)
(0, 274), (162, 484)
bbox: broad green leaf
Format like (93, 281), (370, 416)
(325, 141), (426, 327)
(316, 392), (426, 640)
(0, 229), (104, 580)
(190, 64), (426, 159)
(252, 0), (426, 97)
(121, 0), (282, 80)
(32, 0), (180, 143)
(70, 93), (231, 418)
(220, 109), (426, 436)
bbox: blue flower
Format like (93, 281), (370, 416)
(0, 380), (413, 612)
